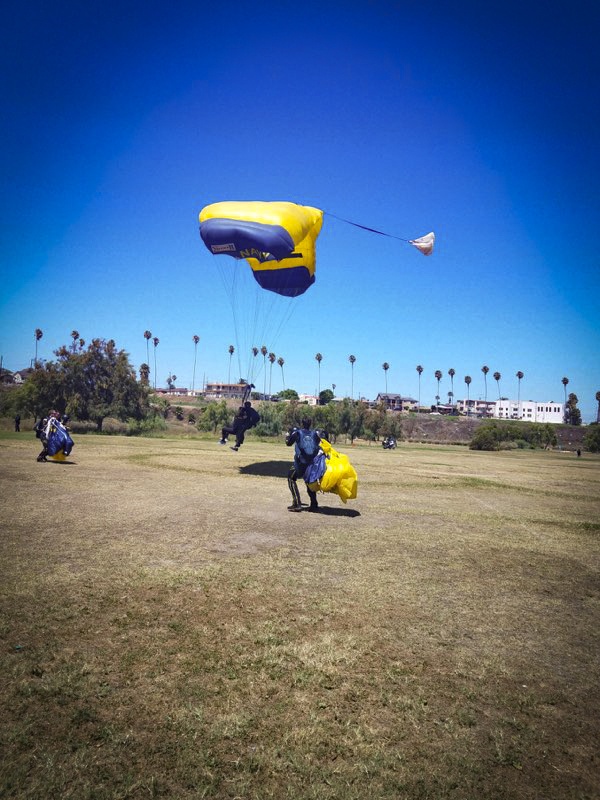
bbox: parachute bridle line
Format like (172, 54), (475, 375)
(322, 210), (411, 243)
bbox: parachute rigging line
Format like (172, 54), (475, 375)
(322, 210), (435, 255)
(323, 210), (411, 242)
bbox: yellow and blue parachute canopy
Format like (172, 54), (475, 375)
(199, 201), (323, 298)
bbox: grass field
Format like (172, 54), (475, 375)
(1, 431), (599, 799)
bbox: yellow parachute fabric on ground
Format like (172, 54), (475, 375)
(308, 439), (358, 503)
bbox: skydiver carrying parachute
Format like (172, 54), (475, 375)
(35, 410), (74, 462)
(285, 418), (358, 512)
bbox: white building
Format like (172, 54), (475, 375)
(455, 399), (495, 417)
(494, 399), (564, 423)
(298, 393), (319, 406)
(456, 398), (564, 423)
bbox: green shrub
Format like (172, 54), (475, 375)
(470, 420), (557, 451)
(583, 423), (600, 453)
(470, 427), (499, 450)
(67, 420), (97, 434)
(127, 416), (168, 436)
(514, 439), (532, 449)
(253, 402), (284, 436)
(101, 418), (129, 435)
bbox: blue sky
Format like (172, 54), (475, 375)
(2, 1), (599, 420)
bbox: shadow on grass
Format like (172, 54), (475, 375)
(239, 460), (290, 478)
(239, 462), (361, 517)
(310, 506), (360, 517)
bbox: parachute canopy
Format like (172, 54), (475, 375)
(409, 231), (435, 256)
(199, 201), (324, 298)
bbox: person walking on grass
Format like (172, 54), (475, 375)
(285, 417), (321, 512)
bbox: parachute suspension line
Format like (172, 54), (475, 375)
(213, 254), (246, 384)
(323, 210), (411, 242)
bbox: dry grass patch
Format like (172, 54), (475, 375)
(1, 432), (599, 799)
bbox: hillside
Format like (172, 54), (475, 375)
(398, 413), (586, 450)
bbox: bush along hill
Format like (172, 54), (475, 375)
(469, 420), (557, 451)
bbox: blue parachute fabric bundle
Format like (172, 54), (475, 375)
(303, 451), (326, 484)
(47, 425), (74, 456)
(200, 218), (294, 261)
(252, 263), (314, 297)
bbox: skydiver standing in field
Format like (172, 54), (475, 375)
(35, 410), (59, 462)
(34, 414), (50, 461)
(286, 417), (321, 512)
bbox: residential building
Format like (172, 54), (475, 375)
(494, 399), (564, 423)
(456, 398), (564, 423)
(374, 393), (419, 412)
(154, 387), (189, 396)
(298, 394), (319, 406)
(455, 399), (496, 417)
(203, 382), (249, 400)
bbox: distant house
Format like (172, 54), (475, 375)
(154, 387), (189, 396)
(298, 393), (319, 406)
(11, 368), (35, 384)
(455, 399), (496, 418)
(203, 382), (249, 400)
(374, 393), (419, 412)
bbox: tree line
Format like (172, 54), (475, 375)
(1, 337), (598, 449)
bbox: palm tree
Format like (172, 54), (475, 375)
(434, 370), (442, 408)
(493, 371), (502, 399)
(448, 368), (455, 405)
(277, 356), (285, 389)
(34, 328), (43, 366)
(516, 370), (524, 411)
(144, 330), (152, 372)
(315, 353), (323, 396)
(70, 330), (79, 353)
(140, 363), (150, 385)
(348, 355), (356, 399)
(192, 335), (200, 393)
(596, 390), (600, 424)
(382, 362), (390, 394)
(464, 375), (472, 415)
(481, 365), (489, 402)
(152, 337), (159, 389)
(416, 365), (423, 411)
(561, 377), (569, 422)
(228, 345), (235, 384)
(261, 345), (268, 398)
(268, 352), (276, 396)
